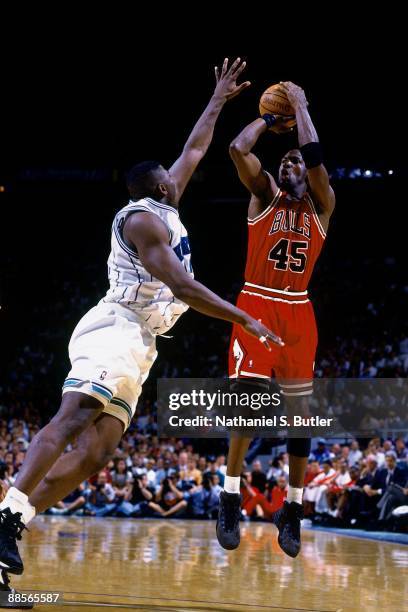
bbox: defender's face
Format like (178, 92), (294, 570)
(157, 166), (177, 203)
(279, 150), (307, 187)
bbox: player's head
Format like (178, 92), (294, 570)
(278, 149), (307, 191)
(126, 160), (177, 204)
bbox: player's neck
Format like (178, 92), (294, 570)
(157, 196), (179, 210)
(286, 185), (307, 201)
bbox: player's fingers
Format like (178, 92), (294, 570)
(221, 57), (228, 77)
(268, 332), (285, 347)
(229, 81), (251, 98)
(233, 60), (247, 78)
(214, 66), (220, 82)
(258, 335), (272, 352)
(228, 57), (242, 75)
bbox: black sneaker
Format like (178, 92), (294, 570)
(216, 491), (241, 550)
(0, 570), (33, 609)
(0, 509), (26, 575)
(273, 500), (303, 558)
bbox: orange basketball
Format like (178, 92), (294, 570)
(259, 84), (297, 134)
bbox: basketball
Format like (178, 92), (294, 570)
(259, 84), (297, 134)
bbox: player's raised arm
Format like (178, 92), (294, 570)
(169, 57), (250, 204)
(124, 212), (284, 350)
(279, 81), (335, 231)
(229, 118), (279, 203)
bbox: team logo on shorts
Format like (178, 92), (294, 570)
(100, 370), (107, 380)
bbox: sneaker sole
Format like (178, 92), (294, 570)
(216, 524), (240, 550)
(0, 561), (23, 576)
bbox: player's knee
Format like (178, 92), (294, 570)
(51, 394), (103, 443)
(78, 443), (115, 475)
(287, 437), (311, 457)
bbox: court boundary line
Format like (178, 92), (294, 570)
(305, 525), (408, 545)
(20, 589), (337, 612)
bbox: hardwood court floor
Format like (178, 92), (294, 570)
(8, 516), (408, 612)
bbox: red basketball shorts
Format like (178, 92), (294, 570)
(228, 287), (318, 397)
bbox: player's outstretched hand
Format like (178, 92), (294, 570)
(214, 57), (251, 101)
(241, 316), (284, 351)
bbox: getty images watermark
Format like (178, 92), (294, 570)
(166, 389), (332, 429)
(157, 378), (408, 439)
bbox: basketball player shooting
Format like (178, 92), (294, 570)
(216, 81), (335, 557)
(0, 58), (283, 601)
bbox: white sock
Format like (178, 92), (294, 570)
(0, 487), (36, 525)
(224, 475), (240, 494)
(287, 485), (303, 505)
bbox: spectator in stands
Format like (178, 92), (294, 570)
(395, 437), (408, 460)
(265, 475), (288, 514)
(187, 474), (220, 519)
(179, 458), (202, 489)
(48, 484), (87, 515)
(266, 456), (286, 483)
(326, 461), (352, 516)
(204, 461), (225, 486)
(304, 461), (322, 486)
(149, 474), (187, 517)
(348, 440), (362, 466)
(215, 455), (227, 478)
(364, 452), (406, 499)
(111, 458), (133, 504)
(117, 474), (154, 517)
(251, 460), (267, 493)
(310, 439), (331, 463)
(85, 471), (117, 517)
(304, 460), (337, 515)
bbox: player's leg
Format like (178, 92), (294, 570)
(28, 413), (124, 513)
(14, 392), (104, 496)
(272, 394), (311, 558)
(217, 299), (274, 550)
(272, 301), (317, 557)
(0, 392), (103, 575)
(216, 435), (252, 549)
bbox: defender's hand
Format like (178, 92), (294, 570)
(214, 57), (251, 101)
(241, 316), (284, 351)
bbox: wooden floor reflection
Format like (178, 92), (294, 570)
(9, 516), (408, 611)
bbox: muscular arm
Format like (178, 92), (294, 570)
(280, 82), (335, 231)
(169, 95), (226, 203)
(123, 212), (283, 347)
(229, 119), (279, 206)
(170, 58), (250, 204)
(295, 104), (335, 228)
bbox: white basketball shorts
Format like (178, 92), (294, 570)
(62, 301), (157, 430)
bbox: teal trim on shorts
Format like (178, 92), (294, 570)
(110, 397), (132, 425)
(91, 382), (114, 401)
(62, 378), (113, 402)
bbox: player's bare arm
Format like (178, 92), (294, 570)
(280, 81), (335, 232)
(169, 57), (251, 204)
(229, 118), (279, 216)
(124, 212), (284, 349)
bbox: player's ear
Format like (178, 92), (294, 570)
(156, 183), (167, 197)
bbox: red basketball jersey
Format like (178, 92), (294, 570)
(244, 188), (326, 293)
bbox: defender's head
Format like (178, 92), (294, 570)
(278, 149), (307, 191)
(126, 161), (177, 204)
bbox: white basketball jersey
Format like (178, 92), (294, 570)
(102, 198), (193, 335)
